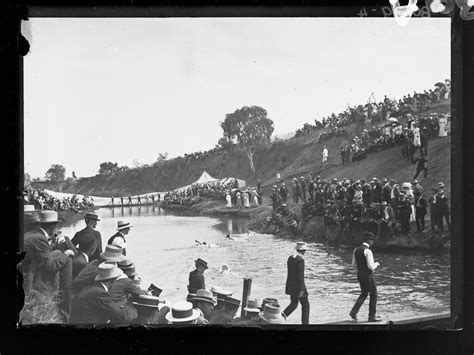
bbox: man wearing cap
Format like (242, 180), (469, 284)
(209, 295), (241, 325)
(188, 258), (208, 295)
(71, 212), (103, 262)
(232, 299), (262, 325)
(283, 242), (310, 324)
(22, 210), (74, 298)
(68, 245), (126, 299)
(349, 232), (382, 322)
(436, 184), (450, 233)
(108, 220), (133, 255)
(190, 289), (217, 324)
(69, 262), (128, 324)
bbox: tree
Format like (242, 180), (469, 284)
(45, 164), (66, 181)
(220, 105), (274, 172)
(98, 162), (119, 175)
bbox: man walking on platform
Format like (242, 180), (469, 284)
(283, 242), (310, 324)
(349, 233), (381, 322)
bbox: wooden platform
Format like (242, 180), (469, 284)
(326, 310), (451, 329)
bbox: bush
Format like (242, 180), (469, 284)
(19, 289), (65, 324)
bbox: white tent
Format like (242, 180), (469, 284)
(194, 171), (219, 185)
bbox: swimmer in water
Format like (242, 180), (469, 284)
(220, 264), (230, 273)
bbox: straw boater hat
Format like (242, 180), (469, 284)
(296, 242), (307, 251)
(117, 220), (133, 231)
(191, 289), (217, 306)
(261, 298), (280, 309)
(165, 301), (200, 323)
(95, 262), (124, 282)
(39, 210), (61, 224)
(195, 258), (208, 269)
(243, 299), (262, 313)
(100, 245), (126, 262)
(85, 212), (100, 221)
(210, 286), (232, 298)
(24, 204), (35, 213)
(132, 294), (160, 309)
(259, 303), (286, 324)
(118, 258), (135, 270)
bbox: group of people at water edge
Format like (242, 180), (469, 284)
(20, 207), (385, 325)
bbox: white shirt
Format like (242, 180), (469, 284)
(112, 231), (127, 249)
(323, 148), (328, 156)
(81, 251), (89, 264)
(100, 282), (108, 292)
(352, 243), (379, 271)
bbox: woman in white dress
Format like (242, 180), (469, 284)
(439, 115), (447, 137)
(226, 191), (232, 208)
(243, 191), (250, 208)
(236, 192), (242, 207)
(413, 126), (421, 147)
(252, 188), (259, 206)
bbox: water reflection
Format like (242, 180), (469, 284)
(58, 207), (450, 324)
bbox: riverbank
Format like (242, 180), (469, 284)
(57, 208), (99, 227)
(160, 198), (451, 253)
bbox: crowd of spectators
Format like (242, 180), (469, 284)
(294, 79), (451, 139)
(266, 175), (450, 239)
(24, 189), (94, 212)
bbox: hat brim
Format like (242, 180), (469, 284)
(258, 312), (286, 324)
(117, 225), (132, 230)
(165, 308), (200, 323)
(132, 301), (159, 309)
(191, 297), (217, 306)
(95, 269), (123, 282)
(41, 219), (61, 223)
(243, 307), (261, 313)
(100, 253), (126, 262)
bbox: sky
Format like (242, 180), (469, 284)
(23, 17), (450, 179)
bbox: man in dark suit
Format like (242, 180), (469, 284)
(69, 262), (128, 324)
(428, 188), (439, 232)
(283, 242), (310, 324)
(414, 191), (428, 232)
(21, 211), (74, 301)
(71, 212), (102, 262)
(108, 220), (133, 255)
(376, 201), (395, 237)
(437, 183), (450, 233)
(349, 233), (381, 322)
(187, 258), (208, 294)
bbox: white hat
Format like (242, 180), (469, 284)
(39, 210), (61, 223)
(165, 301), (200, 323)
(296, 242), (307, 251)
(24, 205), (35, 213)
(117, 220), (133, 230)
(95, 262), (124, 281)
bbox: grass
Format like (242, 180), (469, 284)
(19, 289), (65, 325)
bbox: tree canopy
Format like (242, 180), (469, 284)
(220, 105), (274, 172)
(98, 162), (119, 175)
(45, 164), (66, 181)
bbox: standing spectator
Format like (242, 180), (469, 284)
(340, 146), (346, 166)
(398, 192), (412, 236)
(71, 212), (102, 262)
(413, 154), (428, 180)
(187, 258), (208, 295)
(428, 188), (439, 232)
(322, 146), (328, 163)
(300, 177), (307, 202)
(108, 220), (133, 256)
(292, 178), (300, 204)
(349, 233), (381, 322)
(283, 242), (310, 325)
(279, 183), (288, 203)
(414, 192), (427, 232)
(377, 201), (395, 237)
(437, 183), (450, 233)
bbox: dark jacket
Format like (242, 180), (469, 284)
(69, 282), (128, 324)
(188, 269), (205, 294)
(72, 253), (89, 279)
(209, 310), (234, 325)
(109, 276), (147, 306)
(72, 226), (102, 261)
(285, 253), (307, 296)
(414, 196), (428, 215)
(21, 228), (70, 292)
(69, 259), (101, 296)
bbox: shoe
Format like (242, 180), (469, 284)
(368, 315), (382, 322)
(349, 312), (357, 320)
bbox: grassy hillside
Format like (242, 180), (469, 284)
(33, 102), (451, 198)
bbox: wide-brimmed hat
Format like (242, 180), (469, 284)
(117, 220), (133, 230)
(118, 258), (134, 270)
(132, 294), (160, 308)
(24, 212), (40, 225)
(85, 212), (100, 221)
(24, 204), (35, 213)
(100, 245), (126, 262)
(191, 289), (217, 306)
(195, 258), (208, 269)
(210, 286), (232, 298)
(165, 301), (200, 323)
(95, 262), (124, 281)
(261, 298), (280, 309)
(243, 299), (262, 313)
(296, 242), (307, 251)
(39, 210), (61, 224)
(259, 303), (286, 324)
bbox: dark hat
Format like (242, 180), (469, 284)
(147, 284), (163, 297)
(195, 258), (208, 269)
(85, 212), (100, 221)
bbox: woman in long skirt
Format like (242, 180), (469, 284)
(243, 191), (250, 208)
(252, 188), (259, 206)
(236, 192), (242, 207)
(226, 191), (232, 208)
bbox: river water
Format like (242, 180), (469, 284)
(59, 206), (450, 324)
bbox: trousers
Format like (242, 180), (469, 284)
(283, 294), (310, 324)
(350, 273), (377, 319)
